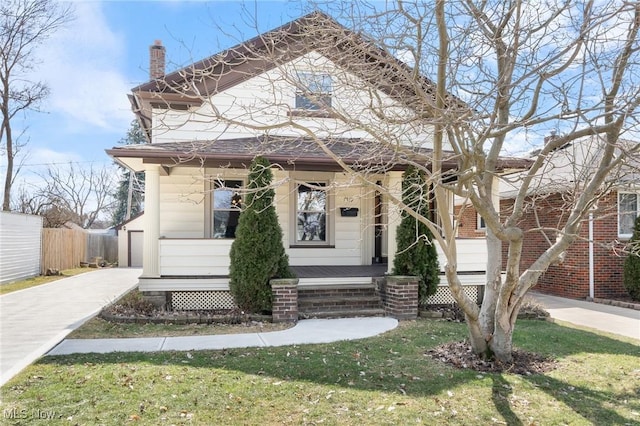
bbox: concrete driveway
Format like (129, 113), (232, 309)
(530, 292), (640, 341)
(0, 268), (140, 386)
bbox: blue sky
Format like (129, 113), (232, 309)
(6, 1), (311, 190)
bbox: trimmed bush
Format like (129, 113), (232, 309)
(392, 166), (440, 305)
(229, 156), (294, 313)
(623, 214), (640, 301)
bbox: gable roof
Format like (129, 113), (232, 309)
(129, 11), (459, 140)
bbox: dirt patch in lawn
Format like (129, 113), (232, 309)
(426, 340), (558, 375)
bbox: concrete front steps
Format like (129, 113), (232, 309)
(297, 282), (385, 319)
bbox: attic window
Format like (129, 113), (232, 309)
(295, 73), (332, 110)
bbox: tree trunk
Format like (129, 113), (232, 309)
(490, 305), (515, 363)
(2, 121), (13, 211)
(466, 315), (492, 358)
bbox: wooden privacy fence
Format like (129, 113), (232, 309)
(86, 233), (118, 264)
(41, 229), (86, 273)
(41, 229), (118, 274)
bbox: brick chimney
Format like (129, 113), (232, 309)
(149, 40), (165, 80)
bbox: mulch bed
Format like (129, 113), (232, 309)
(101, 305), (271, 325)
(426, 340), (558, 375)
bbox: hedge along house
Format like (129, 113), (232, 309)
(107, 12), (529, 314)
(496, 135), (639, 300)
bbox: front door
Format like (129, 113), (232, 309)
(373, 184), (387, 264)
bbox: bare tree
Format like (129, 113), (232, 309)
(143, 1), (639, 362)
(0, 0), (72, 210)
(16, 163), (117, 228)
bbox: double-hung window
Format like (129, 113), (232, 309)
(296, 182), (327, 243)
(212, 180), (243, 239)
(295, 72), (332, 110)
(618, 192), (639, 239)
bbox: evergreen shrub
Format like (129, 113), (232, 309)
(392, 166), (439, 305)
(229, 156), (294, 313)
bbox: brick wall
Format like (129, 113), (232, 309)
(500, 191), (629, 299)
(378, 276), (418, 319)
(454, 204), (487, 239)
(271, 279), (299, 323)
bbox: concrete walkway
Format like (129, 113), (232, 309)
(48, 317), (399, 356)
(530, 292), (640, 341)
(0, 268), (140, 386)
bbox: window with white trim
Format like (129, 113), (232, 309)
(296, 182), (328, 243)
(618, 192), (639, 238)
(295, 72), (332, 110)
(211, 180), (243, 239)
(477, 212), (486, 231)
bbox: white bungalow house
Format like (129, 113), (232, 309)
(108, 12), (527, 315)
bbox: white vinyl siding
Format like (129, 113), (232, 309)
(151, 52), (436, 149)
(160, 239), (232, 276)
(159, 168), (205, 238)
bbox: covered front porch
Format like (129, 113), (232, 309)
(129, 162), (494, 314)
(137, 238), (487, 312)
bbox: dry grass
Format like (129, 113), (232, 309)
(2, 319), (638, 425)
(0, 268), (90, 295)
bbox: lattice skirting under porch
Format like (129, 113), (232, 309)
(425, 285), (481, 305)
(170, 291), (237, 311)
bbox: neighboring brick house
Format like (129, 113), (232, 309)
(495, 137), (637, 300)
(501, 191), (628, 299)
(455, 203), (488, 239)
(457, 184), (632, 299)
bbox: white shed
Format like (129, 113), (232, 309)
(0, 212), (43, 284)
(117, 213), (144, 267)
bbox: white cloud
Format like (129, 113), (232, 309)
(0, 148), (85, 194)
(31, 2), (132, 131)
(25, 147), (84, 167)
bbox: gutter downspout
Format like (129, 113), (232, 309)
(588, 211), (595, 300)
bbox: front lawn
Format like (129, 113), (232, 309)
(1, 319), (638, 425)
(0, 268), (90, 295)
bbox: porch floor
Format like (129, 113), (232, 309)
(291, 264), (388, 278)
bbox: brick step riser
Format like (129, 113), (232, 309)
(299, 309), (386, 319)
(299, 306), (382, 311)
(298, 289), (377, 299)
(299, 300), (380, 307)
(299, 301), (382, 310)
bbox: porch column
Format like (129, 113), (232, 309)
(142, 165), (160, 277)
(386, 171), (404, 274)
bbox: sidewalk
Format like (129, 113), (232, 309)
(0, 268), (140, 386)
(48, 317), (399, 355)
(530, 292), (640, 341)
